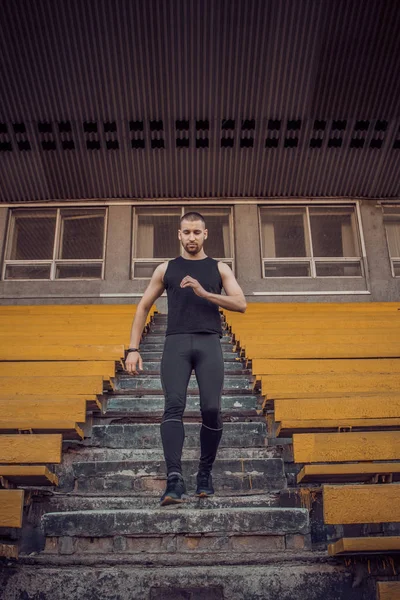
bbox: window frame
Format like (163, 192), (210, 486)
(258, 202), (365, 279)
(2, 207), (108, 281)
(131, 205), (235, 279)
(382, 205), (400, 278)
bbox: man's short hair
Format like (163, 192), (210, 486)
(180, 211), (206, 228)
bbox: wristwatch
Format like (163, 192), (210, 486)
(126, 348), (140, 354)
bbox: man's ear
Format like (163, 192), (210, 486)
(204, 229), (208, 239)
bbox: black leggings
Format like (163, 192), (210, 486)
(160, 333), (224, 476)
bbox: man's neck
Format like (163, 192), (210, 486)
(181, 251), (207, 260)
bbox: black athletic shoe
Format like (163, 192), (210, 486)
(160, 474), (186, 506)
(196, 471), (214, 497)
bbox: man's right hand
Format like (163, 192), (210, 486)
(124, 351), (143, 375)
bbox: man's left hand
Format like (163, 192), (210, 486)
(180, 276), (209, 298)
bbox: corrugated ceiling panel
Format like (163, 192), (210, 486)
(0, 0), (399, 201)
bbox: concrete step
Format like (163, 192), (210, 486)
(0, 560), (373, 599)
(71, 457), (286, 494)
(46, 493), (280, 512)
(103, 394), (260, 417)
(89, 422), (268, 450)
(61, 446), (280, 464)
(114, 374), (255, 393)
(42, 506), (309, 546)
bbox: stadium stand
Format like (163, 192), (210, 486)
(0, 304), (155, 557)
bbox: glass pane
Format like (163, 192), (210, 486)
(315, 261), (362, 277)
(56, 263), (103, 279)
(260, 208), (307, 258)
(393, 261), (400, 277)
(5, 264), (51, 280)
(133, 261), (164, 278)
(384, 218), (400, 258)
(309, 207), (359, 257)
(264, 261), (310, 277)
(185, 207), (232, 258)
(7, 210), (56, 260)
(59, 209), (106, 259)
(135, 208), (181, 258)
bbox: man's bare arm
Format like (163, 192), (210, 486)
(180, 262), (247, 313)
(125, 262), (167, 374)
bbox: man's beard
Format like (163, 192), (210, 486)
(184, 241), (203, 255)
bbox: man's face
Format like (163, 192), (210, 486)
(178, 219), (208, 255)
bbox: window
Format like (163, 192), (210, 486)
(3, 208), (107, 280)
(259, 205), (363, 278)
(132, 206), (234, 278)
(132, 207), (182, 278)
(383, 207), (400, 277)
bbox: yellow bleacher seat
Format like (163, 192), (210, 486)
(297, 463), (400, 484)
(377, 582), (400, 600)
(323, 484), (400, 525)
(0, 434), (62, 464)
(328, 537), (400, 557)
(0, 375), (105, 396)
(293, 431), (400, 463)
(0, 490), (24, 528)
(0, 466), (58, 486)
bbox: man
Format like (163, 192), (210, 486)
(125, 211), (247, 506)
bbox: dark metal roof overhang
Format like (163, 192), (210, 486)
(0, 0), (400, 203)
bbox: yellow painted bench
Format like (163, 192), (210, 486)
(298, 463), (400, 484)
(0, 361), (116, 379)
(377, 582), (400, 599)
(0, 396), (90, 421)
(328, 537), (400, 557)
(0, 466), (58, 486)
(0, 420), (84, 439)
(0, 394), (100, 412)
(252, 358), (400, 377)
(0, 345), (125, 361)
(274, 396), (400, 422)
(323, 484), (400, 525)
(0, 375), (105, 395)
(238, 343), (400, 360)
(236, 333), (400, 345)
(0, 489), (24, 527)
(271, 396), (400, 438)
(0, 434), (62, 464)
(293, 431), (400, 464)
(0, 334), (133, 345)
(261, 374), (400, 399)
(276, 419), (400, 437)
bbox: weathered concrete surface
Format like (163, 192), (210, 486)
(71, 457), (286, 494)
(90, 422), (268, 449)
(115, 374), (254, 392)
(72, 456), (284, 479)
(104, 394), (259, 415)
(43, 532), (307, 556)
(0, 562), (374, 600)
(46, 492), (280, 512)
(42, 506), (309, 537)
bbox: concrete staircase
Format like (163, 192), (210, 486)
(0, 313), (374, 600)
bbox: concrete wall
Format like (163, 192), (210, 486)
(0, 200), (399, 306)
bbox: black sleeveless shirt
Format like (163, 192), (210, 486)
(163, 256), (223, 337)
